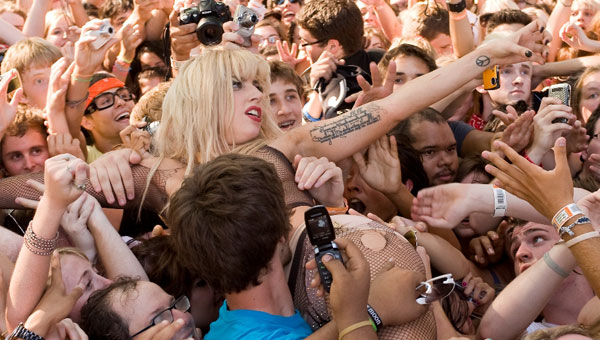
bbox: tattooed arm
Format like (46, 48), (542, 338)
(270, 21), (549, 162)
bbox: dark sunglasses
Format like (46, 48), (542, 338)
(275, 0), (299, 5)
(85, 87), (134, 114)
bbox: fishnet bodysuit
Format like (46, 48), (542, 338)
(0, 146), (313, 211)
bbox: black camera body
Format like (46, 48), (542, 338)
(305, 205), (343, 293)
(179, 0), (232, 46)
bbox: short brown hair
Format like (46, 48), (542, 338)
(297, 0), (364, 56)
(80, 278), (136, 340)
(378, 43), (437, 77)
(485, 9), (532, 34)
(99, 0), (133, 20)
(269, 61), (306, 101)
(167, 153), (291, 294)
(416, 6), (449, 41)
(2, 106), (46, 141)
(1, 37), (61, 75)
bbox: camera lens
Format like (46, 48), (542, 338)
(107, 27), (114, 34)
(197, 20), (224, 45)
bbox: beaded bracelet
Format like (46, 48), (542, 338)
(24, 222), (59, 256)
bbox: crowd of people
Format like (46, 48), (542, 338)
(0, 0), (599, 339)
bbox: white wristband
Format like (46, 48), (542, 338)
(552, 203), (583, 230)
(565, 231), (600, 248)
(493, 187), (506, 217)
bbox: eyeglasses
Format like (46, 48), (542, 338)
(259, 35), (281, 45)
(85, 87), (134, 114)
(129, 296), (191, 339)
(415, 274), (455, 305)
(299, 38), (327, 48)
(275, 0), (299, 5)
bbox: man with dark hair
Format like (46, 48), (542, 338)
(484, 9), (532, 35)
(392, 109), (459, 186)
(168, 153), (427, 339)
(80, 278), (200, 340)
(297, 0), (384, 120)
(414, 7), (452, 56)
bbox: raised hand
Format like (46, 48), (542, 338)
(118, 23), (143, 62)
(0, 69), (23, 139)
(293, 154), (344, 208)
(345, 61), (395, 108)
(169, 1), (200, 62)
(492, 110), (534, 158)
(526, 97), (574, 164)
(275, 40), (306, 67)
(412, 183), (480, 228)
(468, 228), (505, 266)
(119, 122), (152, 159)
(577, 189), (600, 229)
(89, 148), (141, 206)
(483, 137), (573, 220)
(48, 133), (85, 160)
(560, 22), (600, 53)
(46, 58), (75, 134)
(74, 19), (119, 75)
(44, 154), (89, 209)
(481, 19), (550, 66)
(352, 135), (401, 195)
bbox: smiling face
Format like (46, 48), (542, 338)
(487, 62), (532, 107)
(227, 78), (264, 145)
(82, 87), (135, 150)
(60, 254), (113, 323)
(275, 0), (301, 26)
(1, 128), (49, 176)
(578, 71), (600, 122)
(505, 222), (559, 275)
(269, 79), (302, 131)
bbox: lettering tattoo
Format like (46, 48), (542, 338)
(309, 104), (383, 144)
(476, 56), (491, 67)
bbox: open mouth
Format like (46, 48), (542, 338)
(282, 11), (295, 21)
(348, 198), (366, 214)
(114, 112), (130, 122)
(245, 107), (262, 123)
(278, 120), (296, 130)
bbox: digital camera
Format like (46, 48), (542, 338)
(234, 5), (258, 47)
(179, 0), (232, 46)
(84, 19), (114, 49)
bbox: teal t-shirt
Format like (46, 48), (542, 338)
(205, 301), (312, 340)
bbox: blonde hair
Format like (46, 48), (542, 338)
(157, 48), (280, 175)
(0, 37), (61, 75)
(573, 0), (600, 13)
(44, 9), (67, 39)
(131, 80), (171, 124)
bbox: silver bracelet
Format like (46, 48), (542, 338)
(559, 216), (591, 237)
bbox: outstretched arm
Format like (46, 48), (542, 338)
(271, 20), (550, 163)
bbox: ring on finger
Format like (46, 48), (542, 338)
(74, 183), (86, 191)
(67, 164), (73, 173)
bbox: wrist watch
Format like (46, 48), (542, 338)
(6, 323), (45, 340)
(446, 0), (466, 12)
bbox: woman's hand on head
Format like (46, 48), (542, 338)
(89, 148), (141, 206)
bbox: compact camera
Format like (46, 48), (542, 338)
(142, 116), (160, 137)
(179, 0), (232, 46)
(234, 5), (258, 47)
(304, 205), (343, 293)
(84, 19), (115, 49)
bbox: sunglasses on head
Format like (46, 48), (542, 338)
(275, 0), (299, 6)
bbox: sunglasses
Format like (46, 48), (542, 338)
(275, 0), (299, 5)
(85, 87), (134, 114)
(416, 274), (455, 305)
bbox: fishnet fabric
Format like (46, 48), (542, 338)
(253, 146), (314, 208)
(0, 166), (171, 210)
(291, 218), (436, 340)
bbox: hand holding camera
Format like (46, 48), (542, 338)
(178, 0), (232, 46)
(75, 19), (118, 74)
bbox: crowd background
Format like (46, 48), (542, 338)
(0, 0), (599, 339)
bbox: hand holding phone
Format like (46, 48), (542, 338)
(548, 83), (571, 124)
(305, 205), (343, 292)
(483, 66), (500, 90)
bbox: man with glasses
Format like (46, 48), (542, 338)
(296, 0), (384, 120)
(81, 279), (200, 339)
(81, 74), (136, 162)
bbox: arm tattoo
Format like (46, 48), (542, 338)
(476, 56), (491, 67)
(309, 104), (383, 144)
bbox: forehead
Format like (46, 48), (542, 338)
(490, 23), (525, 34)
(22, 66), (52, 77)
(506, 222), (555, 241)
(60, 253), (92, 282)
(270, 79), (298, 94)
(1, 129), (47, 153)
(393, 55), (431, 74)
(410, 121), (455, 148)
(582, 71), (600, 87)
(500, 61), (532, 70)
(256, 25), (278, 36)
(112, 282), (172, 329)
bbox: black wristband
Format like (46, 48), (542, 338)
(367, 304), (383, 330)
(446, 0), (466, 12)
